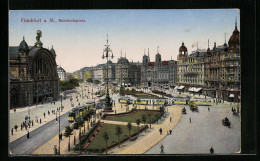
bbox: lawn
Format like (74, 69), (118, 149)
(86, 123), (139, 150)
(104, 110), (162, 124)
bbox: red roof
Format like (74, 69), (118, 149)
(148, 62), (155, 66)
(162, 61), (169, 65)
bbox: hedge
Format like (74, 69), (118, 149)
(101, 108), (161, 120)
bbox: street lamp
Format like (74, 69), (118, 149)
(102, 34), (114, 110)
(58, 96), (62, 155)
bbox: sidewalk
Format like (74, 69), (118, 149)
(115, 105), (182, 154)
(9, 86), (101, 143)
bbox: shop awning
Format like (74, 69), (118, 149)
(229, 94), (234, 98)
(188, 87), (195, 92)
(194, 88), (202, 92)
(178, 86), (185, 90)
(174, 86), (179, 90)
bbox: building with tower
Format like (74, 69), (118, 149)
(177, 42), (206, 91)
(204, 21), (240, 102)
(9, 30), (59, 108)
(141, 47), (177, 89)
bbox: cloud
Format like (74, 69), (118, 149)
(183, 29), (190, 32)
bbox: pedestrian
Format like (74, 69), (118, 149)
(32, 120), (34, 126)
(11, 128), (13, 135)
(14, 108), (16, 112)
(25, 124), (27, 131)
(40, 118), (41, 124)
(21, 123), (23, 131)
(44, 112), (46, 118)
(36, 118), (38, 123)
(170, 117), (172, 122)
(56, 117), (57, 124)
(160, 144), (164, 154)
(190, 117), (191, 123)
(48, 110), (50, 115)
(208, 107), (210, 111)
(210, 147), (214, 154)
(27, 131), (29, 139)
(169, 130), (172, 134)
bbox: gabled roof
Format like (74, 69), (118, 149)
(148, 62), (155, 66)
(162, 61), (168, 65)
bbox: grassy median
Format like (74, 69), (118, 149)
(86, 123), (139, 150)
(104, 111), (161, 124)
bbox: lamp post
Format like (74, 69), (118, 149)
(58, 96), (62, 155)
(102, 34), (114, 110)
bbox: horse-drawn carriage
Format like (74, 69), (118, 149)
(222, 117), (231, 127)
(189, 101), (199, 112)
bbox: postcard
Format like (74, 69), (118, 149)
(9, 9), (241, 155)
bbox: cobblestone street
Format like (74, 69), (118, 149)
(145, 104), (241, 154)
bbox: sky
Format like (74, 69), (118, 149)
(9, 9), (239, 73)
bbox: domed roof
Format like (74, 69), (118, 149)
(228, 25), (240, 48)
(18, 36), (29, 52)
(179, 42), (187, 52)
(50, 45), (56, 57)
(117, 57), (129, 64)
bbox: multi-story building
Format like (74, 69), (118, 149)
(57, 65), (66, 80)
(177, 42), (206, 91)
(93, 64), (104, 83)
(205, 22), (240, 102)
(82, 67), (94, 82)
(9, 31), (59, 107)
(141, 48), (177, 89)
(114, 54), (141, 86)
(102, 60), (116, 85)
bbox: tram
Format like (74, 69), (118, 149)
(68, 102), (95, 122)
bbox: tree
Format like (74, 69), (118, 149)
(73, 122), (79, 130)
(63, 126), (74, 151)
(136, 119), (141, 137)
(103, 132), (109, 154)
(155, 114), (159, 123)
(86, 78), (93, 83)
(147, 113), (152, 128)
(136, 119), (141, 129)
(115, 126), (122, 148)
(77, 119), (84, 135)
(142, 114), (147, 126)
(94, 80), (100, 85)
(127, 122), (132, 135)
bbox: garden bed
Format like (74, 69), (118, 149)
(79, 123), (148, 153)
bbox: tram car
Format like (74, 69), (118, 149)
(96, 90), (105, 97)
(153, 99), (168, 105)
(172, 97), (189, 105)
(134, 98), (150, 105)
(119, 97), (133, 104)
(189, 98), (211, 106)
(68, 102), (95, 122)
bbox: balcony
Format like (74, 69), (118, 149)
(224, 56), (240, 61)
(204, 77), (220, 81)
(209, 64), (221, 68)
(184, 72), (199, 77)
